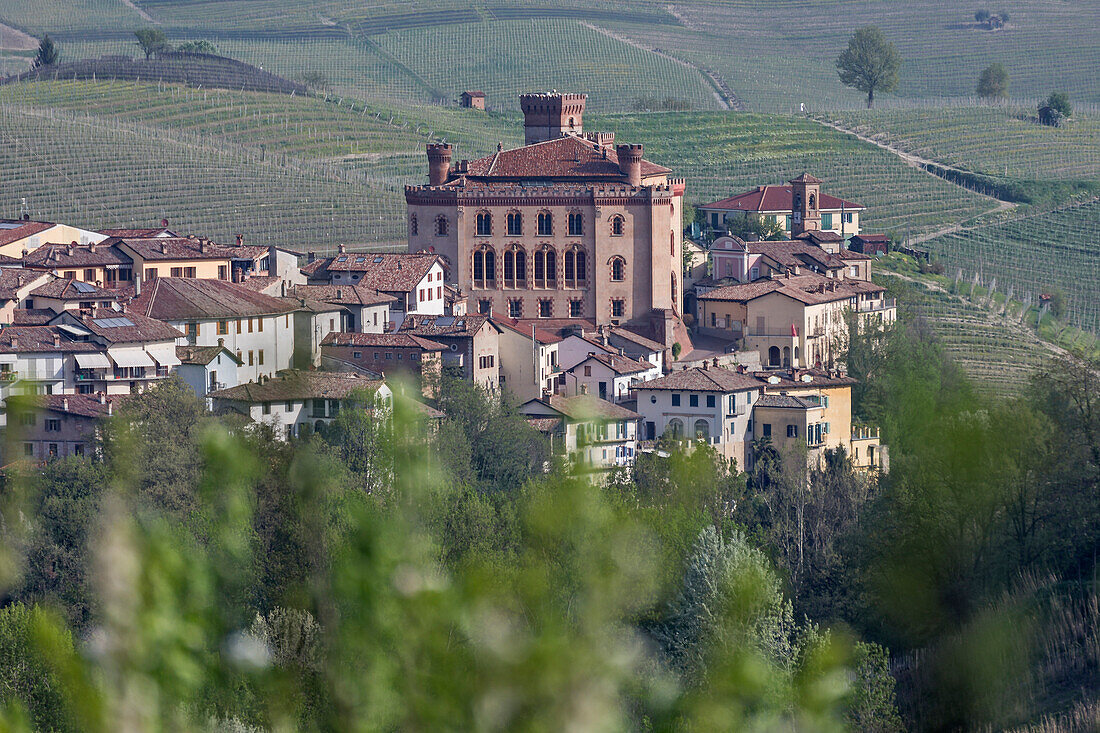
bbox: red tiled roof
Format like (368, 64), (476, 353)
(288, 284), (397, 307)
(30, 278), (120, 300)
(41, 393), (129, 418)
(115, 237), (238, 262)
(491, 314), (562, 344)
(398, 313), (494, 337)
(699, 273), (876, 306)
(608, 327), (665, 353)
(0, 325), (102, 353)
(131, 277), (296, 321)
(576, 352), (655, 375)
(309, 252), (440, 293)
(635, 366), (763, 393)
(23, 242), (131, 269)
(754, 368), (857, 389)
(70, 309), (184, 344)
(756, 393), (823, 409)
(701, 185), (863, 213)
(545, 394), (640, 421)
(0, 220), (52, 248)
(98, 227), (176, 238)
(0, 269), (47, 300)
(210, 370), (385, 403)
(11, 309), (55, 325)
(320, 332), (447, 351)
(463, 135), (670, 181)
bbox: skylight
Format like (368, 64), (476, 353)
(72, 281), (97, 293)
(92, 317), (134, 328)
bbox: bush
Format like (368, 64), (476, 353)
(0, 603), (76, 732)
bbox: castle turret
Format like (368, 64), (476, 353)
(617, 144), (643, 186)
(426, 143), (453, 186)
(790, 172), (822, 236)
(519, 92), (587, 145)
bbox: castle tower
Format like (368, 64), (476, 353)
(519, 92), (587, 145)
(426, 143), (453, 186)
(789, 172), (822, 236)
(617, 144), (643, 186)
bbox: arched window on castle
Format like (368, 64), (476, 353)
(568, 211), (583, 236)
(609, 256), (626, 282)
(476, 211), (492, 236)
(503, 246), (526, 289)
(537, 211), (553, 236)
(808, 193), (817, 210)
(564, 247), (586, 288)
(507, 211), (523, 236)
(472, 247), (495, 289)
(409, 214), (418, 236)
(534, 246), (556, 288)
(610, 215), (624, 236)
(435, 215), (448, 236)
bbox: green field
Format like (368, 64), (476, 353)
(920, 199), (1100, 334)
(822, 106), (1100, 181)
(0, 103), (407, 249)
(597, 112), (998, 234)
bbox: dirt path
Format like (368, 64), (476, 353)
(812, 116), (1020, 208)
(0, 22), (39, 51)
(120, 0), (158, 24)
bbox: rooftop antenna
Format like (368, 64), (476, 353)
(19, 197), (28, 220)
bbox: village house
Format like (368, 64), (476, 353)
(395, 313), (501, 392)
(847, 234), (890, 256)
(0, 269), (54, 324)
(405, 92), (686, 348)
(0, 326), (111, 398)
(556, 331), (616, 371)
(753, 393), (829, 456)
(696, 272), (894, 369)
(129, 277), (299, 382)
(286, 284), (396, 333)
(22, 240), (136, 289)
(302, 250), (446, 317)
(26, 278), (121, 315)
(633, 364), (763, 468)
(0, 218), (107, 259)
(564, 351), (661, 403)
(491, 316), (562, 401)
(707, 236), (873, 284)
(49, 309), (184, 395)
(319, 332), (445, 397)
(460, 90), (486, 109)
(520, 393), (641, 473)
(698, 174), (864, 240)
(175, 343), (243, 399)
(209, 370), (393, 441)
(3, 393), (121, 463)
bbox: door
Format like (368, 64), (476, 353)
(598, 382), (607, 400)
(646, 422), (656, 441)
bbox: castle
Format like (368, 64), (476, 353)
(404, 93), (686, 344)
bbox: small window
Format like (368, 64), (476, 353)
(262, 402), (271, 415)
(409, 215), (418, 236)
(610, 257), (625, 282)
(236, 319), (242, 334)
(672, 394), (681, 407)
(23, 443), (33, 457)
(787, 424), (798, 438)
(584, 365), (592, 377)
(45, 418), (61, 432)
(611, 299), (624, 318)
(73, 444), (84, 456)
(476, 211), (492, 236)
(763, 423), (772, 437)
(248, 350), (254, 366)
(171, 267), (183, 278)
(537, 211), (553, 236)
(689, 394), (699, 407)
(217, 320), (228, 335)
(353, 351), (362, 359)
(435, 216), (448, 236)
(539, 300), (552, 318)
(610, 215), (624, 236)
(285, 401), (293, 412)
(569, 300), (583, 318)
(507, 211), (522, 236)
(508, 300), (522, 319)
(706, 395), (715, 408)
(568, 212), (583, 236)
(258, 350), (264, 366)
(478, 299), (492, 314)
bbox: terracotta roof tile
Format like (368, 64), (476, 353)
(210, 370), (385, 403)
(288, 284), (397, 307)
(320, 332), (447, 351)
(576, 352), (655, 375)
(398, 313), (494, 337)
(131, 278), (296, 321)
(0, 220), (52, 248)
(756, 393), (822, 409)
(635, 366), (763, 393)
(702, 185), (863, 213)
(464, 135), (669, 181)
(309, 252), (440, 293)
(23, 242), (131, 269)
(70, 309), (184, 344)
(30, 278), (120, 300)
(11, 309), (55, 325)
(176, 345), (243, 366)
(0, 269), (47, 300)
(546, 394), (640, 421)
(0, 325), (103, 353)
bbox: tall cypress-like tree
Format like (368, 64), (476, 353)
(32, 34), (60, 68)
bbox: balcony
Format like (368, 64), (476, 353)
(0, 370), (18, 382)
(852, 424), (881, 441)
(856, 298), (897, 313)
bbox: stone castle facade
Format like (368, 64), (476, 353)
(404, 93), (685, 336)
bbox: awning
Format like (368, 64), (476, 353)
(74, 352), (112, 369)
(108, 347), (155, 369)
(145, 344), (181, 367)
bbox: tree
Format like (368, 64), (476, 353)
(177, 40), (218, 54)
(134, 29), (169, 60)
(32, 35), (59, 69)
(977, 63), (1009, 99)
(1043, 92), (1072, 118)
(0, 603), (77, 732)
(836, 26), (901, 108)
(975, 9), (991, 25)
(725, 213), (786, 241)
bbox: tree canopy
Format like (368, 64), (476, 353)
(836, 26), (902, 108)
(977, 63), (1009, 99)
(32, 35), (59, 69)
(134, 28), (169, 60)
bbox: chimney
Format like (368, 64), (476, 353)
(22, 213), (29, 221)
(62, 397), (69, 412)
(161, 242), (169, 255)
(737, 364), (746, 374)
(107, 400), (113, 416)
(307, 251), (316, 263)
(338, 244), (347, 254)
(426, 143), (453, 186)
(53, 332), (60, 347)
(702, 361), (709, 370)
(236, 233), (244, 247)
(89, 241), (97, 253)
(218, 337), (225, 348)
(134, 274), (141, 296)
(281, 281), (287, 297)
(712, 358), (719, 368)
(9, 336), (16, 349)
(67, 242), (75, 256)
(99, 392), (106, 404)
(617, 144), (643, 186)
(200, 239), (209, 253)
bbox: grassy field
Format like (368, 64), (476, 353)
(920, 199), (1100, 335)
(0, 103), (407, 249)
(821, 106), (1100, 181)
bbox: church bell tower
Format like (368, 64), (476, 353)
(790, 172), (822, 236)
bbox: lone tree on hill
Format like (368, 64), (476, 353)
(836, 26), (901, 108)
(975, 9), (1009, 29)
(32, 35), (59, 69)
(977, 63), (1009, 99)
(177, 40), (218, 54)
(135, 29), (169, 60)
(1044, 92), (1072, 118)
